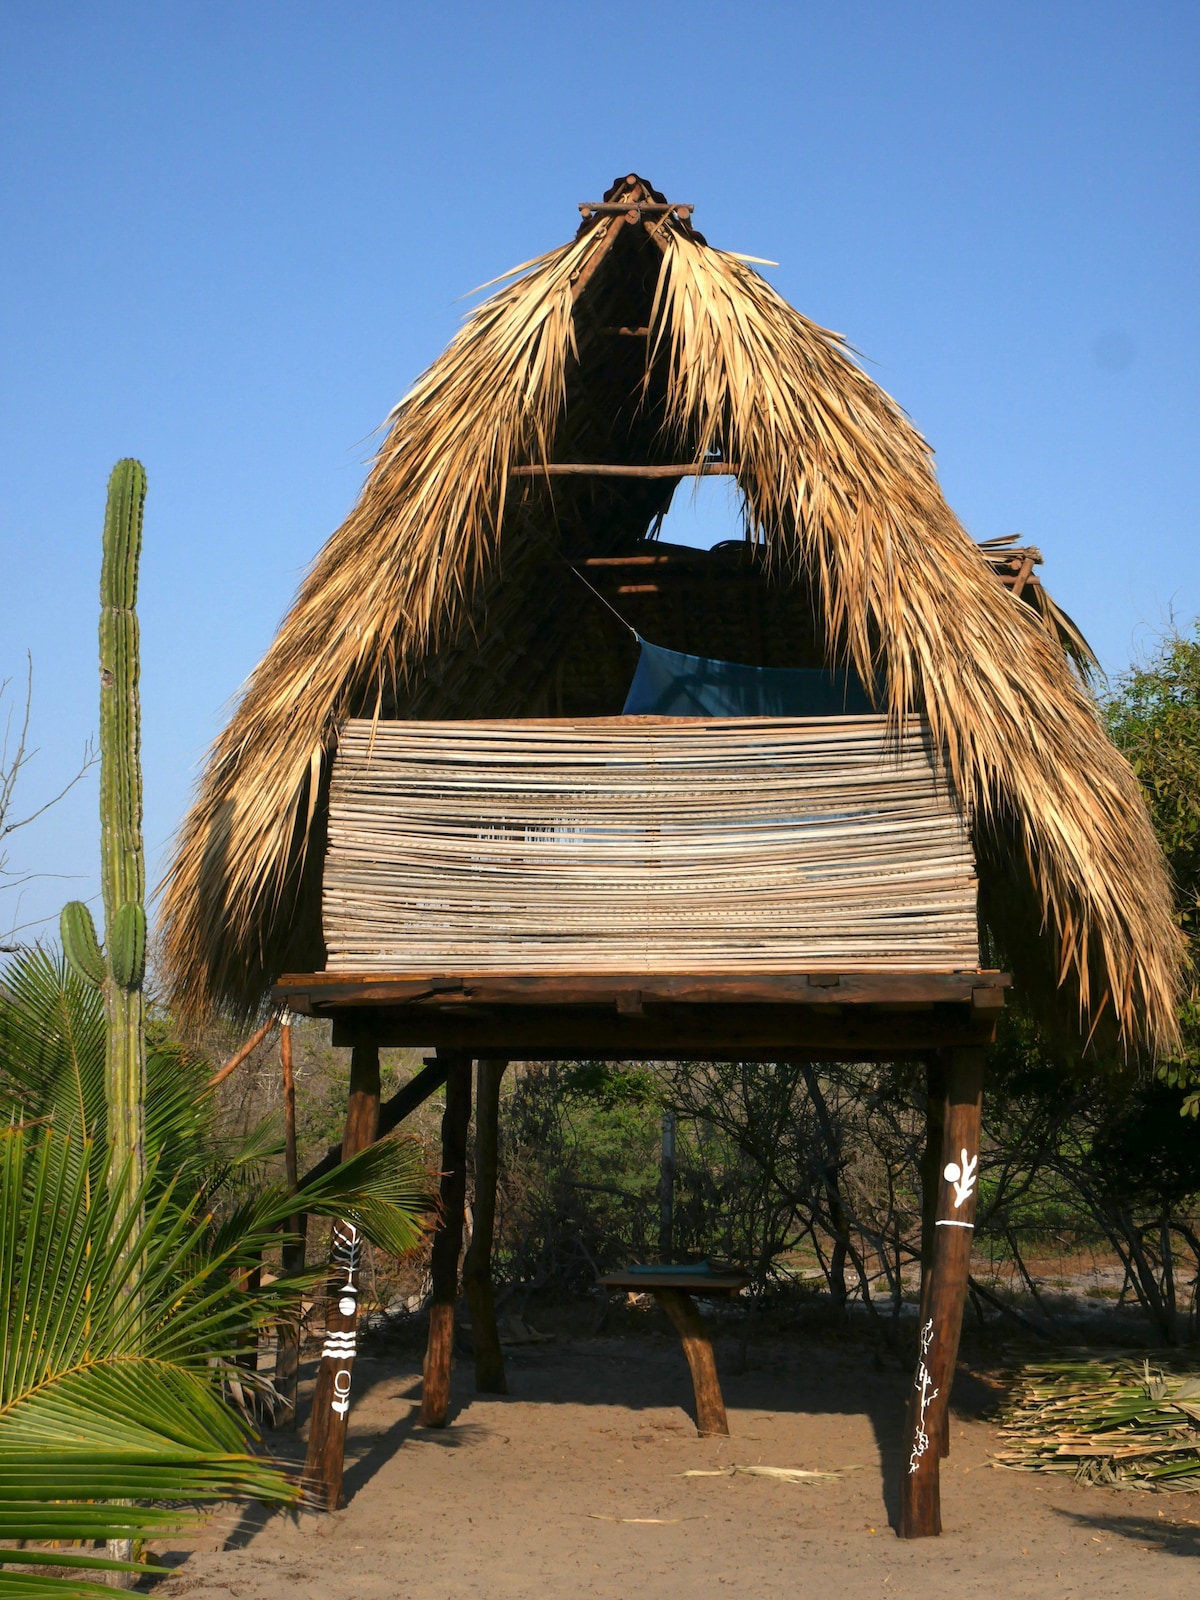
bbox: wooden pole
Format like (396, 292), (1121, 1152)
(569, 182), (641, 304)
(206, 1013), (278, 1089)
(419, 1050), (472, 1427)
(463, 1057), (508, 1394)
(302, 1043), (381, 1510)
(918, 1052), (950, 1457)
(653, 1288), (729, 1437)
(281, 1020), (299, 1192)
(274, 1019), (304, 1427)
(658, 1110), (677, 1262)
(899, 1046), (985, 1539)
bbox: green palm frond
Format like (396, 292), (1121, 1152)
(0, 951), (105, 1137)
(0, 1123), (300, 1599)
(290, 1136), (432, 1255)
(0, 949), (433, 1598)
(0, 950), (214, 1182)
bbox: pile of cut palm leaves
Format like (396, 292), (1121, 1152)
(996, 1354), (1200, 1491)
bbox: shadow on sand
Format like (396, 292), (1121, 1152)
(249, 1319), (1003, 1534)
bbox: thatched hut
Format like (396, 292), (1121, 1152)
(161, 175), (1182, 1536)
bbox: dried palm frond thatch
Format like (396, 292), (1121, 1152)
(997, 1356), (1200, 1491)
(159, 176), (1183, 1049)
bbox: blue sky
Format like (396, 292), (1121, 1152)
(1, 1), (1197, 944)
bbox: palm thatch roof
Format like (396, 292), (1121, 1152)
(160, 174), (1183, 1052)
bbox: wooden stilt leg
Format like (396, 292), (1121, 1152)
(899, 1046), (984, 1539)
(463, 1057), (508, 1394)
(653, 1288), (729, 1437)
(302, 1044), (381, 1510)
(419, 1050), (472, 1427)
(918, 1052), (952, 1459)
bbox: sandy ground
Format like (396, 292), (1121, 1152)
(156, 1324), (1200, 1600)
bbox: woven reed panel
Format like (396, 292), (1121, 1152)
(323, 717), (979, 974)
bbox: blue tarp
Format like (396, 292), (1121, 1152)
(621, 638), (876, 718)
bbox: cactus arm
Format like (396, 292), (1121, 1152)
(60, 900), (105, 989)
(110, 902), (147, 990)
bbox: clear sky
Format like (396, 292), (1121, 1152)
(1, 1), (1197, 945)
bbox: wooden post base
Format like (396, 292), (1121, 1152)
(898, 1046), (984, 1538)
(653, 1287), (729, 1437)
(419, 1302), (456, 1426)
(418, 1051), (472, 1428)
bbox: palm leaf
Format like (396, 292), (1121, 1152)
(0, 960), (432, 1600)
(0, 1124), (301, 1599)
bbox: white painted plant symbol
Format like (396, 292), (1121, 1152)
(943, 1148), (977, 1209)
(907, 1318), (938, 1475)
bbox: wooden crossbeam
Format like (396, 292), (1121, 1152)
(328, 1002), (1001, 1057)
(579, 201), (693, 218)
(509, 462), (737, 478)
(277, 971), (1009, 1012)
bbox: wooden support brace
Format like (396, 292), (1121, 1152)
(463, 1057), (508, 1394)
(298, 1056), (449, 1189)
(419, 1050), (473, 1426)
(899, 1046), (985, 1538)
(570, 209), (630, 304)
(302, 1044), (381, 1510)
(652, 1288), (729, 1437)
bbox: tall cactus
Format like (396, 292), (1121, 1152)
(61, 460), (148, 1236)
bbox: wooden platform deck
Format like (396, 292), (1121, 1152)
(272, 969), (1009, 1059)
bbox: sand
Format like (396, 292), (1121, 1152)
(155, 1324), (1200, 1600)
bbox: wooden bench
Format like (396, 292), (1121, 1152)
(596, 1266), (751, 1436)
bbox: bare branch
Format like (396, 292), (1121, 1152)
(0, 655), (98, 907)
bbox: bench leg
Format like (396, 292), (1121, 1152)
(653, 1287), (729, 1437)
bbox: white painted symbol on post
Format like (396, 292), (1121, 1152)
(935, 1148), (978, 1228)
(331, 1367), (353, 1417)
(908, 1317), (938, 1475)
(943, 1149), (977, 1208)
(324, 1220), (362, 1419)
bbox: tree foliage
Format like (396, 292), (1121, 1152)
(1106, 625), (1200, 1109)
